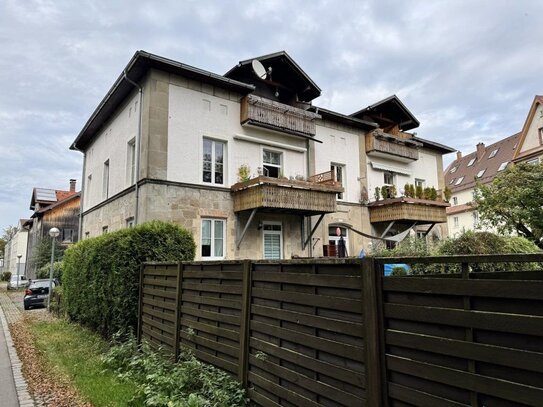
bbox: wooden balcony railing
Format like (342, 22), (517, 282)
(240, 94), (321, 137)
(368, 197), (449, 224)
(366, 130), (421, 161)
(231, 175), (343, 214)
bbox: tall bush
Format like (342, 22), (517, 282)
(62, 221), (195, 338)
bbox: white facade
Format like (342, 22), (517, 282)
(83, 93), (140, 212)
(4, 223), (29, 276)
(518, 102), (543, 155)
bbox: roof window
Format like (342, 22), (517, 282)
(476, 169), (486, 178)
(467, 158), (476, 166)
(449, 178), (455, 185)
(455, 176), (464, 185)
(488, 149), (498, 158)
(450, 166), (457, 174)
(498, 162), (508, 171)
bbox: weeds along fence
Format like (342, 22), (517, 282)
(137, 254), (543, 407)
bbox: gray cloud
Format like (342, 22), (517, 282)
(1, 0), (542, 230)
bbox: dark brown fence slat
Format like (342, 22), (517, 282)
(383, 278), (543, 300)
(180, 305), (240, 326)
(181, 293), (242, 309)
(142, 305), (175, 323)
(180, 318), (240, 342)
(250, 355), (365, 406)
(251, 304), (363, 337)
(183, 270), (243, 279)
(238, 260), (252, 386)
(143, 267), (178, 277)
(182, 282), (243, 295)
(253, 271), (362, 289)
(248, 372), (323, 407)
(384, 303), (543, 336)
(142, 286), (177, 299)
(251, 320), (364, 361)
(179, 331), (238, 358)
(142, 315), (175, 335)
(248, 389), (282, 407)
(183, 345), (238, 374)
(252, 287), (362, 312)
(142, 296), (176, 311)
(388, 382), (469, 407)
(386, 329), (543, 373)
(142, 325), (175, 348)
(143, 277), (178, 288)
(250, 337), (365, 388)
(387, 355), (543, 407)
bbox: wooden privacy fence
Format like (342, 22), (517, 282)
(138, 254), (543, 407)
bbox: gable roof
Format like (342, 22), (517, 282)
(444, 132), (520, 192)
(30, 188), (78, 211)
(224, 51), (321, 102)
(34, 192), (81, 216)
(513, 95), (543, 162)
(70, 50), (255, 151)
(350, 95), (420, 131)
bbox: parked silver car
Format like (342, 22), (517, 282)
(7, 275), (28, 290)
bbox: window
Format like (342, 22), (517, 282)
(328, 226), (349, 257)
(383, 171), (394, 185)
(103, 160), (110, 199)
(473, 211), (479, 227)
(449, 178), (455, 185)
(453, 217), (459, 228)
(62, 229), (74, 243)
(498, 162), (508, 172)
(539, 128), (543, 145)
(126, 217), (135, 228)
(126, 138), (136, 185)
(467, 158), (476, 167)
(331, 163), (345, 200)
(201, 219), (225, 259)
(86, 174), (92, 206)
(476, 169), (486, 178)
(488, 149), (498, 158)
(449, 166), (457, 174)
(415, 178), (425, 188)
(263, 150), (282, 178)
(263, 222), (282, 259)
(203, 138), (225, 184)
(455, 176), (464, 185)
(527, 158), (540, 165)
(84, 231), (90, 239)
(102, 226), (109, 234)
(452, 197), (458, 205)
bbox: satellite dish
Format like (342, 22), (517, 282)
(251, 59), (267, 79)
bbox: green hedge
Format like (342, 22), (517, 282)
(37, 261), (63, 282)
(62, 221), (195, 338)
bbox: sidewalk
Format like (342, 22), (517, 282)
(0, 286), (35, 407)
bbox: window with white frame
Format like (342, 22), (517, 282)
(449, 178), (455, 185)
(452, 197), (458, 205)
(455, 176), (464, 185)
(263, 222), (282, 259)
(331, 163), (345, 200)
(203, 138), (225, 185)
(476, 169), (486, 178)
(86, 174), (92, 206)
(539, 127), (543, 145)
(126, 217), (135, 228)
(488, 149), (498, 158)
(498, 162), (508, 172)
(103, 160), (110, 199)
(415, 178), (425, 188)
(454, 217), (459, 228)
(450, 166), (457, 174)
(383, 171), (394, 185)
(328, 226), (349, 257)
(126, 138), (136, 185)
(467, 158), (476, 166)
(201, 219), (225, 259)
(473, 211), (479, 227)
(102, 226), (109, 234)
(263, 150), (282, 178)
(526, 158), (540, 165)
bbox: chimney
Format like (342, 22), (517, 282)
(456, 151), (462, 161)
(476, 142), (485, 160)
(69, 179), (76, 192)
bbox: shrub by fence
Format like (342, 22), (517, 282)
(139, 254), (543, 407)
(63, 221), (195, 337)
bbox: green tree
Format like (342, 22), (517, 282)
(474, 162), (543, 249)
(32, 238), (65, 270)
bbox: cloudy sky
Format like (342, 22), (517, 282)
(1, 0), (542, 233)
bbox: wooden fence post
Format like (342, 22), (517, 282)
(137, 263), (145, 344)
(173, 262), (184, 361)
(238, 260), (253, 386)
(361, 258), (388, 407)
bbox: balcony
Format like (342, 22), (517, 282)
(366, 130), (421, 162)
(231, 171), (343, 215)
(368, 197), (449, 224)
(240, 94), (321, 138)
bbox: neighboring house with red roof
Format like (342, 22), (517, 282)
(24, 179), (80, 277)
(444, 95), (543, 236)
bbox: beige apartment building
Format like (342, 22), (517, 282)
(71, 51), (453, 260)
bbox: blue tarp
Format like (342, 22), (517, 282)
(384, 263), (411, 276)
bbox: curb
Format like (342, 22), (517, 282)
(0, 293), (36, 407)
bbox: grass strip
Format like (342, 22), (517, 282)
(29, 319), (138, 407)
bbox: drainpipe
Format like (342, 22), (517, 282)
(306, 137), (313, 257)
(123, 70), (143, 225)
(77, 151), (86, 241)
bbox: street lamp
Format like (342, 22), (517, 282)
(47, 227), (60, 311)
(17, 254), (22, 289)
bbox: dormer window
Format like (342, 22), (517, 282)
(488, 149), (498, 158)
(467, 158), (476, 167)
(476, 169), (486, 178)
(455, 176), (464, 185)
